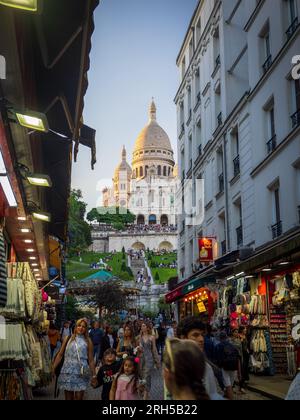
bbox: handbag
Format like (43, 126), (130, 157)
(74, 338), (90, 379)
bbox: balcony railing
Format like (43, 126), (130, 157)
(272, 221), (282, 240)
(198, 144), (202, 156)
(221, 240), (227, 256)
(219, 173), (224, 193)
(236, 226), (243, 246)
(215, 54), (221, 68)
(262, 55), (272, 74)
(233, 155), (240, 177)
(187, 109), (192, 126)
(267, 135), (277, 154)
(291, 109), (300, 128)
(286, 17), (299, 40)
(217, 112), (223, 127)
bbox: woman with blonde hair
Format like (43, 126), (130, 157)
(53, 319), (96, 400)
(163, 338), (210, 401)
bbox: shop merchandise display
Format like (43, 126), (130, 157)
(0, 230), (7, 307)
(0, 262), (53, 400)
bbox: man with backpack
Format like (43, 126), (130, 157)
(215, 331), (239, 400)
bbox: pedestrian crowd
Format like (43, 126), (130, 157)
(49, 317), (300, 401)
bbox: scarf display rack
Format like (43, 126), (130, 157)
(0, 263), (52, 400)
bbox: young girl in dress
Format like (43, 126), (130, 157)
(109, 356), (141, 400)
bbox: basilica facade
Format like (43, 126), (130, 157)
(103, 100), (178, 227)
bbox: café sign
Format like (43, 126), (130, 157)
(198, 238), (214, 262)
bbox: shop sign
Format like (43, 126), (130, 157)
(0, 55), (6, 80)
(292, 315), (300, 341)
(198, 238), (214, 262)
(182, 276), (215, 295)
(197, 301), (206, 313)
(165, 288), (182, 303)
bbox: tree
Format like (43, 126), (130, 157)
(92, 281), (127, 316)
(155, 272), (160, 282)
(86, 207), (136, 226)
(68, 190), (92, 256)
(158, 297), (172, 319)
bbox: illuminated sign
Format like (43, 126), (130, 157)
(198, 238), (214, 262)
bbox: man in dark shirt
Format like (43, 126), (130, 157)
(89, 321), (104, 364)
(92, 349), (121, 400)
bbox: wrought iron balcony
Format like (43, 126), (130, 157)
(272, 221), (282, 239)
(217, 112), (222, 127)
(221, 240), (227, 256)
(233, 155), (240, 177)
(286, 17), (299, 40)
(262, 55), (272, 74)
(236, 226), (243, 246)
(291, 109), (300, 129)
(267, 135), (277, 154)
(219, 173), (224, 193)
(198, 144), (202, 156)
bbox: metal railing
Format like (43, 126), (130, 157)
(215, 54), (221, 68)
(219, 173), (224, 193)
(198, 144), (202, 156)
(272, 221), (282, 239)
(217, 112), (222, 127)
(233, 155), (240, 177)
(187, 109), (192, 126)
(262, 55), (272, 74)
(236, 226), (243, 246)
(267, 135), (277, 154)
(291, 109), (300, 129)
(286, 17), (299, 40)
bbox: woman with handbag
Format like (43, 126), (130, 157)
(53, 319), (96, 400)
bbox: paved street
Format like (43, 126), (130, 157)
(33, 368), (270, 401)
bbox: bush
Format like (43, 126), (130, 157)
(126, 267), (133, 277)
(113, 222), (125, 231)
(122, 246), (125, 253)
(150, 260), (156, 269)
(155, 272), (160, 282)
(119, 271), (131, 281)
(121, 262), (127, 272)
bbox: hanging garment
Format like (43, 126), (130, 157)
(0, 231), (7, 307)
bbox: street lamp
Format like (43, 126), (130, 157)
(16, 163), (52, 188)
(0, 0), (38, 12)
(32, 211), (51, 223)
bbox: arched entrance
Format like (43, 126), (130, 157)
(137, 215), (145, 225)
(158, 241), (173, 252)
(160, 214), (168, 226)
(132, 242), (146, 251)
(149, 214), (157, 225)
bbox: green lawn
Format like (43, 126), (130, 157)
(147, 252), (177, 285)
(66, 252), (133, 281)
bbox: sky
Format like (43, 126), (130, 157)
(71, 0), (198, 212)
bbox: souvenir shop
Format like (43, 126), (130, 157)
(210, 265), (300, 378)
(0, 261), (54, 400)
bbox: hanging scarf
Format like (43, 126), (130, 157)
(0, 230), (7, 307)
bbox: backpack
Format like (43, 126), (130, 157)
(221, 342), (239, 371)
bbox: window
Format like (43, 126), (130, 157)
(139, 167), (143, 177)
(260, 21), (272, 74)
(231, 128), (240, 177)
(217, 148), (224, 193)
(218, 213), (226, 255)
(291, 79), (300, 128)
(235, 200), (243, 246)
(268, 180), (282, 239)
(189, 39), (194, 62)
(158, 165), (161, 176)
(286, 0), (298, 39)
(181, 57), (186, 80)
(195, 17), (201, 46)
(163, 166), (167, 176)
(213, 26), (220, 72)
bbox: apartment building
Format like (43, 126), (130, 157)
(175, 0), (300, 282)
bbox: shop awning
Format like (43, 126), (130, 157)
(182, 276), (216, 296)
(233, 229), (300, 274)
(165, 284), (185, 303)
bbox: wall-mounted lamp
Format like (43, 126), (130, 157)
(16, 163), (52, 188)
(27, 201), (51, 223)
(15, 110), (49, 132)
(0, 0), (38, 13)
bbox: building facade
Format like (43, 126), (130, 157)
(175, 0), (300, 281)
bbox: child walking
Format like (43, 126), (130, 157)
(109, 356), (142, 400)
(91, 349), (122, 401)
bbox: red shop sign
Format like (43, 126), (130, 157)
(198, 238), (214, 262)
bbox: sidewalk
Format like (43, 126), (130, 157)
(247, 375), (292, 400)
